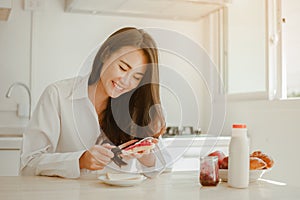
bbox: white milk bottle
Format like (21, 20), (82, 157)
(228, 124), (249, 188)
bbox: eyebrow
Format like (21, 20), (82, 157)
(120, 60), (145, 76)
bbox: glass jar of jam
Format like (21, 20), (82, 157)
(199, 156), (219, 186)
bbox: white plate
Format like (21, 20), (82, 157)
(98, 175), (147, 187)
(219, 169), (271, 182)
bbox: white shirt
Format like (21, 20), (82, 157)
(20, 76), (171, 178)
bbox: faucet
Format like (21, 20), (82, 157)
(6, 82), (32, 119)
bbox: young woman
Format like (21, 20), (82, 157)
(20, 27), (169, 178)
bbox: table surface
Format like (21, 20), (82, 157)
(1, 171), (299, 200)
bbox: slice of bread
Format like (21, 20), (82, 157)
(123, 144), (155, 154)
(122, 139), (155, 155)
(106, 173), (143, 181)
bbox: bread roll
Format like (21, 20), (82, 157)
(251, 151), (274, 169)
(250, 157), (267, 170)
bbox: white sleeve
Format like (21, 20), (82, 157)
(136, 136), (173, 178)
(20, 85), (84, 179)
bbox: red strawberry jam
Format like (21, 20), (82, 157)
(124, 140), (152, 151)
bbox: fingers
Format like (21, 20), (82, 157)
(101, 143), (116, 152)
(80, 144), (115, 170)
(152, 138), (159, 144)
(92, 144), (114, 160)
(131, 153), (143, 159)
(121, 153), (142, 160)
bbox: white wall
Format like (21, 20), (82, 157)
(0, 0), (31, 126)
(30, 0), (202, 106)
(0, 0), (218, 130)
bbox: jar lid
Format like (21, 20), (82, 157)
(232, 124), (247, 128)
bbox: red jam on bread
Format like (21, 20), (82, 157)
(122, 139), (155, 155)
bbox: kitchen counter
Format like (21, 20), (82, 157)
(0, 134), (230, 175)
(1, 171), (299, 200)
(163, 136), (230, 147)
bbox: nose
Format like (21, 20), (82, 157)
(119, 73), (131, 86)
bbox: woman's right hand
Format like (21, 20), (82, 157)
(79, 144), (114, 170)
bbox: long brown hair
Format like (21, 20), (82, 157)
(88, 27), (165, 146)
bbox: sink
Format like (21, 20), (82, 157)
(0, 126), (25, 137)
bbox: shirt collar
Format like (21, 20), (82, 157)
(68, 75), (90, 100)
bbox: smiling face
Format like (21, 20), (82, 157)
(99, 46), (148, 98)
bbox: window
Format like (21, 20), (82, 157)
(281, 0), (300, 98)
(225, 0), (300, 100)
(266, 0), (300, 100)
(226, 0), (268, 99)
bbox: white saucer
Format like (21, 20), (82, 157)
(98, 175), (147, 187)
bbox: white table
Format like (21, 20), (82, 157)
(1, 171), (299, 200)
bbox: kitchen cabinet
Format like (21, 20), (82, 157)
(163, 136), (230, 171)
(65, 0), (230, 21)
(0, 150), (20, 176)
(0, 135), (228, 175)
(0, 134), (22, 176)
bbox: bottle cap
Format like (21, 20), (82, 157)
(232, 124), (247, 129)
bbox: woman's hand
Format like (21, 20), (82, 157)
(120, 138), (159, 167)
(120, 150), (155, 168)
(79, 143), (114, 170)
(120, 150), (148, 160)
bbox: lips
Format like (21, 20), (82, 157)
(112, 81), (125, 92)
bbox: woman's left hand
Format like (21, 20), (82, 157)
(120, 138), (159, 160)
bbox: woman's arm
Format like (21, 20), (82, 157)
(20, 85), (84, 178)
